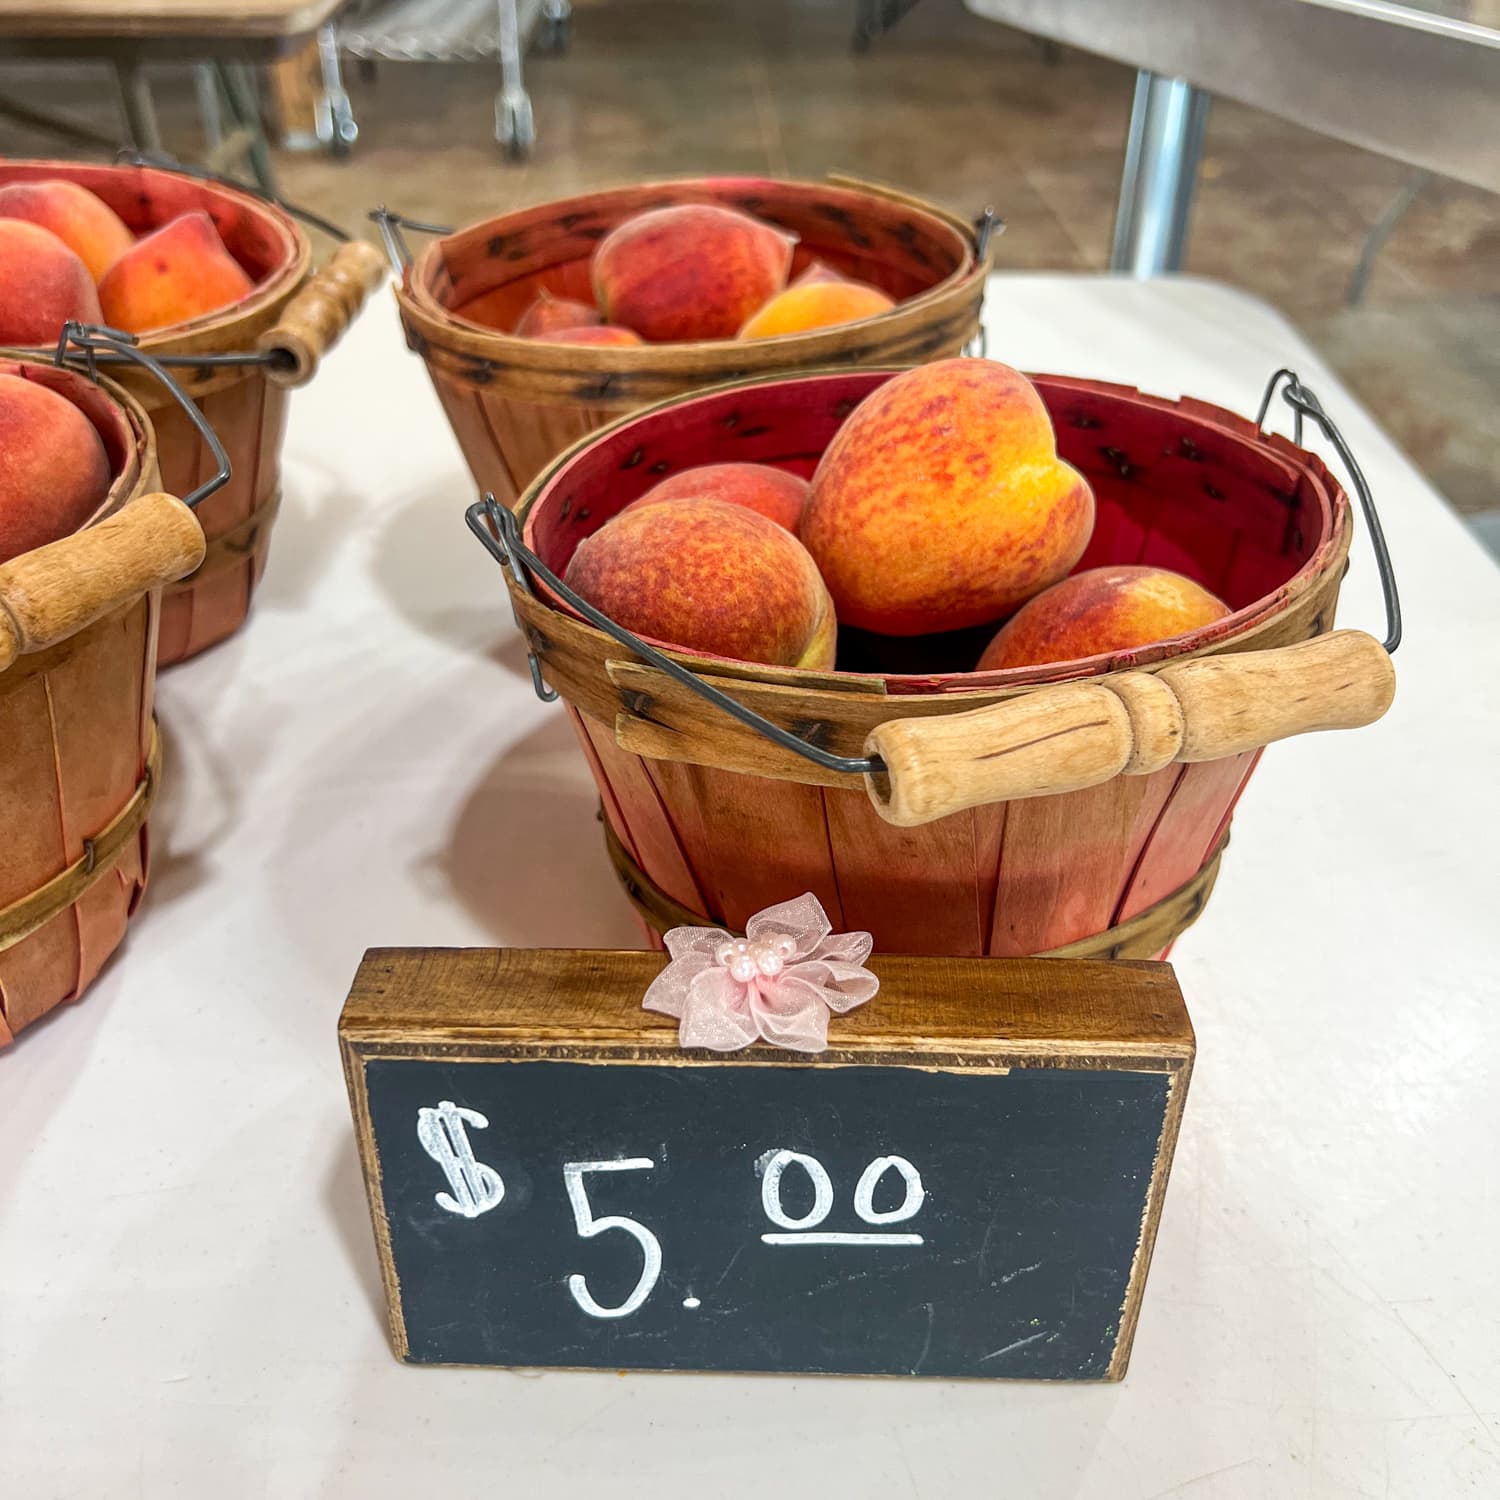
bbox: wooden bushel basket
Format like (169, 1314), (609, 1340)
(395, 175), (989, 508)
(0, 158), (386, 665)
(476, 367), (1398, 961)
(0, 357), (205, 1042)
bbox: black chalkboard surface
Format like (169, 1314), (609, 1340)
(341, 949), (1193, 1382)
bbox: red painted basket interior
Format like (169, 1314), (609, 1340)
(523, 368), (1343, 690)
(0, 161), (297, 289)
(428, 179), (972, 335)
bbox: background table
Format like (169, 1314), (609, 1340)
(0, 0), (348, 185)
(965, 0), (1500, 274)
(2, 274), (1497, 1498)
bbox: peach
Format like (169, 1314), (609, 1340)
(0, 179), (134, 281)
(792, 259), (850, 288)
(592, 204), (794, 342)
(514, 291), (602, 337)
(0, 221), (102, 346)
(97, 211), (254, 334)
(534, 324), (643, 347)
(625, 462), (810, 533)
(0, 374), (112, 565)
(740, 280), (895, 339)
(801, 359), (1095, 635)
(563, 497), (835, 669)
(977, 566), (1230, 670)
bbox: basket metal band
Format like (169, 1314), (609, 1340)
(0, 721), (160, 956)
(603, 812), (1225, 962)
(164, 489), (282, 593)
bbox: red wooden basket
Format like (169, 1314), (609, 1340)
(0, 158), (384, 664)
(478, 367), (1397, 960)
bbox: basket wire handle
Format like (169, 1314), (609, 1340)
(115, 147), (354, 244)
(468, 375), (1398, 820)
(53, 322), (231, 510)
(1257, 368), (1401, 655)
(464, 496), (884, 775)
(368, 207), (455, 273)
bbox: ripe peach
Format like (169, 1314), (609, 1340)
(0, 179), (134, 281)
(0, 221), (102, 346)
(97, 211), (254, 334)
(740, 279), (895, 339)
(801, 359), (1095, 635)
(534, 324), (643, 347)
(0, 373), (112, 565)
(625, 462), (810, 533)
(792, 259), (850, 288)
(563, 497), (836, 669)
(977, 566), (1230, 670)
(514, 291), (602, 337)
(592, 204), (794, 342)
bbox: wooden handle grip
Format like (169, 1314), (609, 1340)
(863, 630), (1395, 827)
(0, 492), (205, 672)
(259, 238), (387, 389)
(1153, 629), (1396, 761)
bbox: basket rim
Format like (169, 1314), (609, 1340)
(512, 363), (1354, 698)
(0, 157), (312, 355)
(397, 172), (986, 372)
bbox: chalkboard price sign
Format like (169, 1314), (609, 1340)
(341, 949), (1193, 1382)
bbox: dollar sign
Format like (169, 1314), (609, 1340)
(416, 1100), (505, 1218)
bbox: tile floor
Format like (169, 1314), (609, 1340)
(2, 0), (1497, 535)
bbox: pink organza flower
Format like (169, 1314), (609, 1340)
(642, 893), (879, 1054)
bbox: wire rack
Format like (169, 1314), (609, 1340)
(335, 0), (572, 158)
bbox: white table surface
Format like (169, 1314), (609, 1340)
(2, 274), (1497, 1499)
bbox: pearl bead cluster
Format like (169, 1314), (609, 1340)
(715, 931), (798, 983)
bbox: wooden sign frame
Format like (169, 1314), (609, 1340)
(339, 948), (1194, 1381)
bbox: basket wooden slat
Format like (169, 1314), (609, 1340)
(606, 812), (1226, 962)
(510, 367), (1367, 961)
(399, 175), (987, 508)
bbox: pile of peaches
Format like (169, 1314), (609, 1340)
(0, 179), (260, 568)
(0, 178), (257, 347)
(502, 203), (898, 347)
(564, 358), (1230, 675)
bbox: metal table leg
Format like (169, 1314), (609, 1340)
(494, 0), (535, 160)
(218, 61), (277, 194)
(1109, 69), (1210, 276)
(115, 58), (163, 152)
(317, 25), (359, 154)
(1346, 168), (1431, 306)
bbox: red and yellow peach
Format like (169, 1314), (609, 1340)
(0, 373), (111, 565)
(801, 359), (1095, 636)
(514, 292), (602, 338)
(978, 565), (1230, 670)
(0, 220), (102, 346)
(740, 280), (894, 339)
(564, 497), (835, 669)
(97, 210), (254, 334)
(625, 462), (810, 533)
(0, 179), (133, 282)
(592, 204), (794, 342)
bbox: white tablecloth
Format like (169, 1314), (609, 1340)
(2, 275), (1497, 1499)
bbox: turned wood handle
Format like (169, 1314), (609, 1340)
(259, 238), (387, 389)
(0, 492), (205, 672)
(863, 630), (1396, 827)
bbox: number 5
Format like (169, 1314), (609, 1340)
(562, 1159), (662, 1319)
